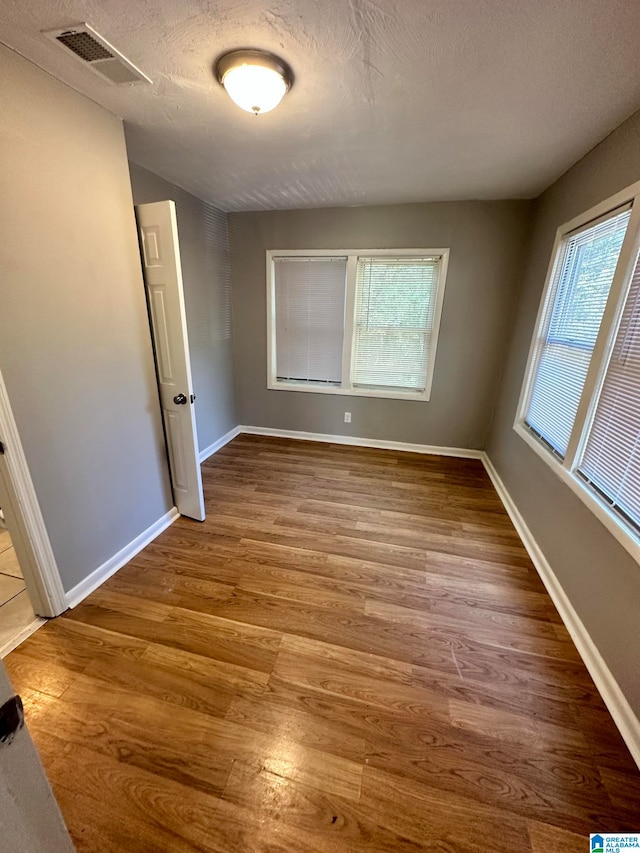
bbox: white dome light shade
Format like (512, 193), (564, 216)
(223, 64), (286, 114)
(215, 50), (293, 115)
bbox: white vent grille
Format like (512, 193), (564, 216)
(44, 24), (152, 86)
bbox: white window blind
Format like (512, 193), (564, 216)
(578, 251), (640, 534)
(525, 207), (631, 457)
(352, 257), (440, 392)
(274, 257), (346, 384)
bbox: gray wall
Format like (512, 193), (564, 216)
(229, 202), (531, 448)
(487, 108), (640, 715)
(128, 163), (237, 452)
(0, 45), (173, 594)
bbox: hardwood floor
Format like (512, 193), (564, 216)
(5, 435), (640, 851)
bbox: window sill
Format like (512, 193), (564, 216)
(268, 380), (429, 402)
(513, 420), (640, 565)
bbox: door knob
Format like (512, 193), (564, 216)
(0, 695), (24, 748)
(173, 393), (187, 405)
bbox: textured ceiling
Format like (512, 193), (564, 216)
(3, 0), (640, 211)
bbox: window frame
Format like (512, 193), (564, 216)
(266, 248), (450, 401)
(514, 179), (640, 564)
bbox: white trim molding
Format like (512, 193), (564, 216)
(65, 507), (179, 609)
(199, 425), (242, 463)
(0, 368), (67, 617)
(0, 618), (46, 660)
(239, 425), (483, 459)
(482, 452), (640, 770)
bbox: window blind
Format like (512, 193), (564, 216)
(578, 250), (640, 534)
(525, 208), (630, 456)
(274, 257), (346, 384)
(352, 257), (440, 391)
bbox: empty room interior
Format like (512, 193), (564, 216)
(1, 1), (640, 850)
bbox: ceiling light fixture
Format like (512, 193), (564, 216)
(214, 49), (293, 115)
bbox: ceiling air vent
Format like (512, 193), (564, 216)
(44, 24), (152, 86)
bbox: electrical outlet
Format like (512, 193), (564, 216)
(344, 411), (351, 423)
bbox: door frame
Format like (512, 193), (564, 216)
(0, 367), (67, 619)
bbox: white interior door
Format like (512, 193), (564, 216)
(0, 663), (74, 851)
(136, 201), (205, 522)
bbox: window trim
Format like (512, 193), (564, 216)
(514, 179), (640, 565)
(266, 248), (450, 401)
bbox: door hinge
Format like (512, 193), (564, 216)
(0, 695), (24, 748)
(0, 441), (5, 455)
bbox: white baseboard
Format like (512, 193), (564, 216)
(199, 425), (242, 463)
(482, 452), (640, 770)
(0, 617), (46, 659)
(239, 425), (483, 459)
(65, 507), (179, 609)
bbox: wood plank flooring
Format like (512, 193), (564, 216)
(5, 435), (640, 851)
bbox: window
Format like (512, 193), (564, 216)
(516, 182), (640, 561)
(578, 257), (640, 533)
(524, 209), (631, 457)
(267, 249), (449, 400)
(273, 257), (346, 385)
